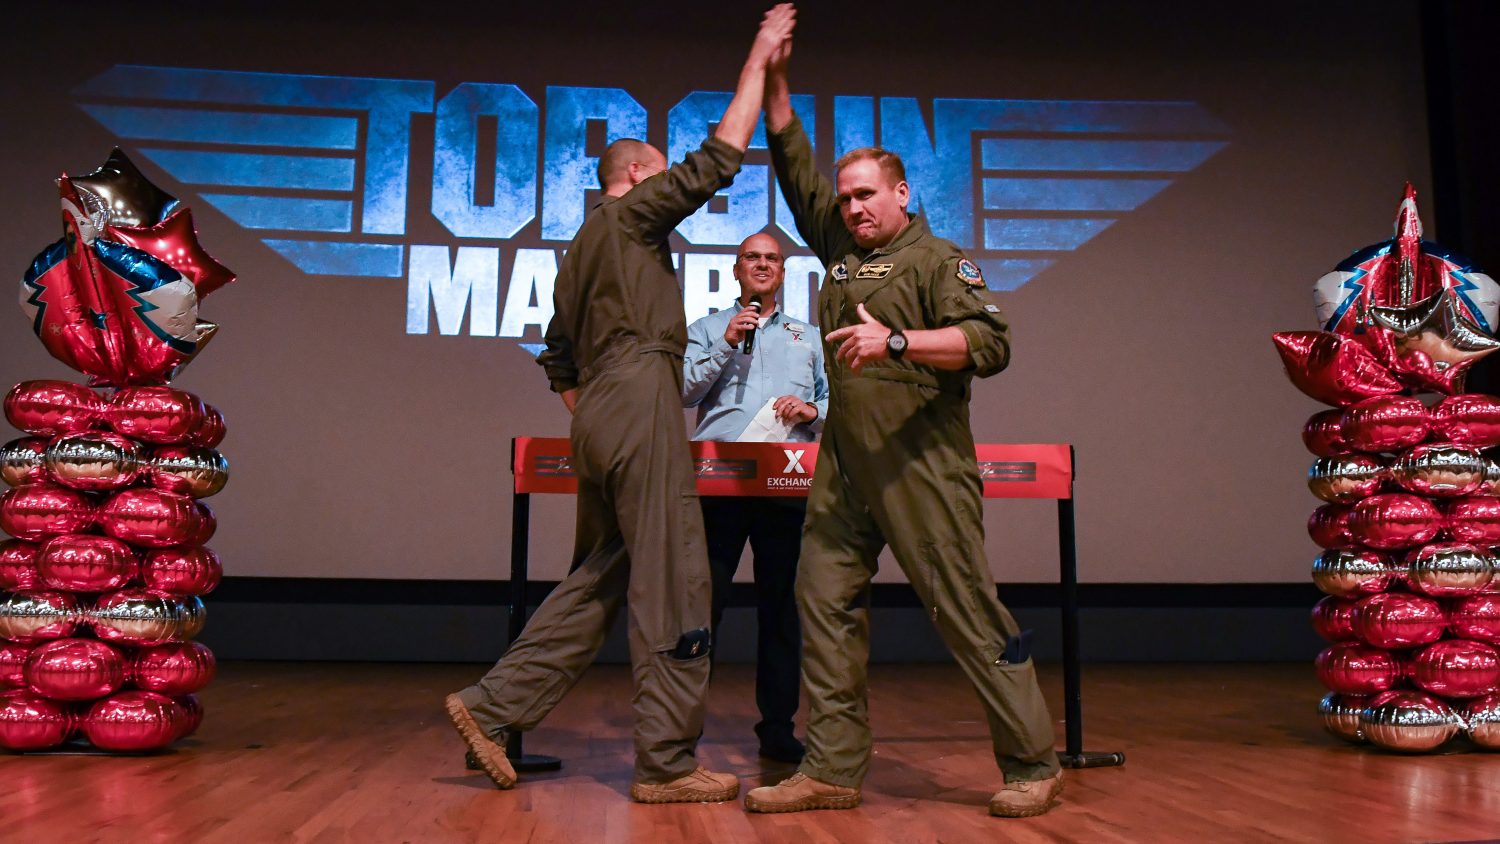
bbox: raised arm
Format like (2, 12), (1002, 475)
(765, 39), (851, 265)
(616, 6), (795, 243)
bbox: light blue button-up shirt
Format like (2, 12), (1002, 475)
(683, 304), (829, 442)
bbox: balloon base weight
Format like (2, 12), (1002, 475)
(464, 749), (563, 773)
(1060, 750), (1126, 769)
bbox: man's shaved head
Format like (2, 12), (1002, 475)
(598, 139), (667, 191)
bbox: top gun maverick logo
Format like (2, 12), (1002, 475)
(74, 66), (1229, 352)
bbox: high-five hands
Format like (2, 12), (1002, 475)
(752, 4), (796, 65)
(825, 303), (892, 375)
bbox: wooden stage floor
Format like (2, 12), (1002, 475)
(1, 661), (1497, 843)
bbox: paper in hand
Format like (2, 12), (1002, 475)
(736, 398), (794, 442)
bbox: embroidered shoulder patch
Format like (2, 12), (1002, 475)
(956, 258), (985, 288)
(831, 261), (848, 281)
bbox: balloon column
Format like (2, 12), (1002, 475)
(0, 149), (231, 752)
(1280, 183), (1500, 753)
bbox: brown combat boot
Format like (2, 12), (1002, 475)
(443, 693), (517, 789)
(744, 771), (862, 813)
(988, 771), (1063, 818)
(630, 766), (740, 803)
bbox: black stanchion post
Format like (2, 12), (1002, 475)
(498, 441), (562, 773)
(1057, 447), (1125, 769)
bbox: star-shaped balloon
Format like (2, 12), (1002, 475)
(1272, 331), (1403, 407)
(108, 207), (236, 299)
(68, 147), (178, 230)
(1371, 287), (1500, 393)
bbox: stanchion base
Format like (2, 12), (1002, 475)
(466, 750), (564, 773)
(1060, 750), (1126, 769)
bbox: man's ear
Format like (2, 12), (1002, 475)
(895, 180), (910, 211)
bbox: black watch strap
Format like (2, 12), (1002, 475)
(887, 329), (908, 360)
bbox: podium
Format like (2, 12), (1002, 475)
(503, 437), (1124, 771)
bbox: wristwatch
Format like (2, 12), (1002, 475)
(886, 329), (908, 361)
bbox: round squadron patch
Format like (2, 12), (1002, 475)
(956, 258), (985, 288)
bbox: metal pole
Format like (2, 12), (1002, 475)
(1057, 447), (1125, 768)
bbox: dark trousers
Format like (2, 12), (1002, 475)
(701, 495), (805, 743)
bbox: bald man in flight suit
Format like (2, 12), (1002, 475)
(742, 32), (1064, 819)
(445, 5), (796, 804)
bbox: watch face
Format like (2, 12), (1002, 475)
(888, 333), (907, 352)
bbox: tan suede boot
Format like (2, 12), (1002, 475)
(443, 694), (517, 789)
(630, 767), (740, 803)
(744, 772), (862, 813)
(988, 772), (1063, 818)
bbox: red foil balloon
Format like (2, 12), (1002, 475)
(42, 431), (142, 491)
(1312, 548), (1395, 597)
(1446, 496), (1500, 545)
(1449, 594), (1500, 643)
(1390, 442), (1487, 497)
(189, 501), (217, 546)
(132, 641), (215, 695)
(1353, 592), (1447, 648)
(1303, 409), (1352, 457)
(0, 484), (95, 541)
(82, 690), (183, 751)
(1311, 596), (1360, 642)
(1411, 639), (1500, 698)
(174, 693), (203, 738)
(1273, 331), (1403, 407)
(1347, 493), (1442, 550)
(106, 387), (207, 445)
(3, 381), (104, 436)
(0, 690), (75, 750)
(0, 641), (30, 689)
(98, 488), (200, 548)
(23, 637), (126, 700)
(1308, 504), (1356, 549)
(0, 540), (41, 591)
(0, 591), (79, 643)
(106, 207), (236, 299)
(36, 534), (138, 593)
(142, 546), (221, 596)
(1316, 642), (1403, 695)
(1, 437), (49, 487)
(1341, 395), (1431, 453)
(185, 404), (226, 449)
(1429, 394), (1500, 447)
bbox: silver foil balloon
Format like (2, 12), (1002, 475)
(1371, 288), (1500, 393)
(1309, 455), (1386, 504)
(1480, 457), (1500, 497)
(0, 438), (49, 488)
(1313, 549), (1395, 597)
(0, 591), (79, 643)
(1465, 693), (1500, 750)
(149, 446), (228, 499)
(1391, 443), (1487, 497)
(1319, 692), (1367, 743)
(1360, 690), (1462, 752)
(43, 432), (142, 491)
(88, 589), (182, 646)
(175, 596), (206, 641)
(1407, 542), (1495, 597)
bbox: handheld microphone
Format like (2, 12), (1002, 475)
(741, 295), (763, 355)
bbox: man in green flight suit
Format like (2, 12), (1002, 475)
(742, 35), (1065, 819)
(444, 5), (797, 804)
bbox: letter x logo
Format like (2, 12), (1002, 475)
(782, 449), (807, 474)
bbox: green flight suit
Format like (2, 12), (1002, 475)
(768, 115), (1061, 787)
(456, 137), (744, 783)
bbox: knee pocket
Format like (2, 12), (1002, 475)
(666, 627), (711, 660)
